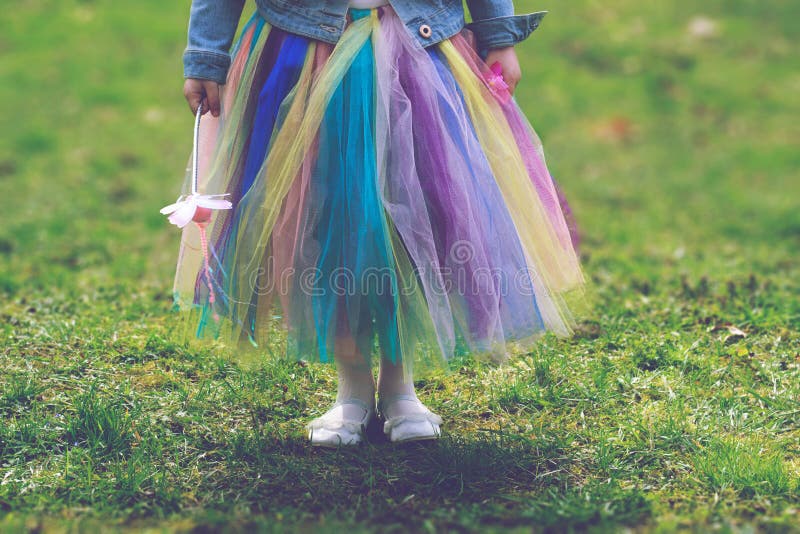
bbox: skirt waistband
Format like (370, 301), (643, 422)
(348, 0), (389, 8)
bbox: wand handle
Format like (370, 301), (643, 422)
(192, 102), (203, 196)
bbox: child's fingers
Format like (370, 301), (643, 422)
(484, 47), (521, 95)
(183, 79), (205, 115)
(506, 72), (521, 94)
(185, 91), (202, 115)
(506, 65), (522, 94)
(187, 94), (202, 115)
(202, 81), (221, 117)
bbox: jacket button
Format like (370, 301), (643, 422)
(419, 24), (432, 38)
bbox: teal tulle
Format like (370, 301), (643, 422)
(293, 15), (400, 364)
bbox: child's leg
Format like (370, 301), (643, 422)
(332, 335), (376, 419)
(377, 357), (428, 419)
(377, 356), (442, 442)
(307, 334), (375, 446)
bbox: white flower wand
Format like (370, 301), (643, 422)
(160, 103), (232, 318)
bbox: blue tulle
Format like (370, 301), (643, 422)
(241, 34), (309, 198)
(197, 31), (311, 340)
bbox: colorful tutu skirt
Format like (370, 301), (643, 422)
(170, 6), (584, 374)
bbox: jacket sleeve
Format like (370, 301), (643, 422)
(183, 0), (247, 85)
(464, 0), (547, 54)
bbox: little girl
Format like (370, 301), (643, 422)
(165, 0), (583, 447)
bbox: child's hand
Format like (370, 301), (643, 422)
(484, 47), (522, 94)
(183, 78), (221, 117)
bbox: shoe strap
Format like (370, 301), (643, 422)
(377, 393), (420, 414)
(307, 397), (374, 432)
(332, 397), (374, 414)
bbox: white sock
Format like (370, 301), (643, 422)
(377, 359), (429, 419)
(332, 360), (376, 420)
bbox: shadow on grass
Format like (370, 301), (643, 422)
(209, 426), (653, 531)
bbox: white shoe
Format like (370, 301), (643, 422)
(307, 398), (375, 448)
(378, 394), (442, 443)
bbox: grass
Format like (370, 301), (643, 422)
(1, 0), (798, 532)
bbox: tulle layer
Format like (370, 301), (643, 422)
(171, 7), (583, 373)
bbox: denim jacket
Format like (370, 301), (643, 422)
(184, 0), (547, 84)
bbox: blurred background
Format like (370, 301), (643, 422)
(0, 0), (796, 303)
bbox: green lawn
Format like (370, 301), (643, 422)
(1, 0), (798, 532)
